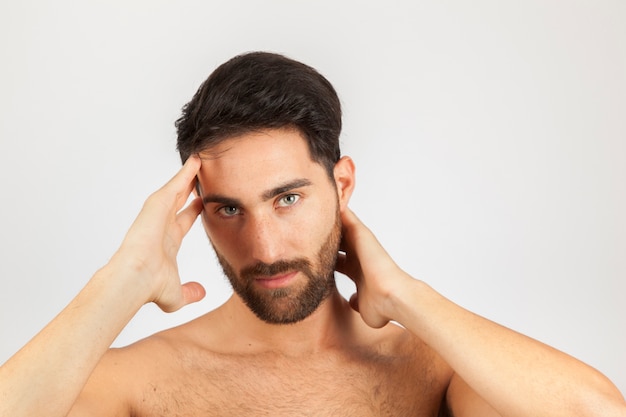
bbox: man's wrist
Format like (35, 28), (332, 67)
(96, 253), (156, 307)
(385, 275), (437, 331)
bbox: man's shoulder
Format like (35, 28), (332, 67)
(119, 308), (226, 359)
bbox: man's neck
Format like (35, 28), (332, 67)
(216, 289), (360, 356)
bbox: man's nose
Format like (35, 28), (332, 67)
(243, 214), (284, 265)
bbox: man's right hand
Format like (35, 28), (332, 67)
(113, 155), (206, 312)
(0, 156), (207, 417)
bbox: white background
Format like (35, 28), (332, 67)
(1, 0), (624, 395)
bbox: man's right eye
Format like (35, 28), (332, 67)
(218, 206), (240, 217)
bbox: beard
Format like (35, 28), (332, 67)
(214, 208), (342, 325)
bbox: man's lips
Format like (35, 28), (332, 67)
(254, 271), (298, 289)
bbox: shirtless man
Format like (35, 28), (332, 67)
(1, 52), (624, 417)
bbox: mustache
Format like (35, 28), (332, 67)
(240, 258), (313, 279)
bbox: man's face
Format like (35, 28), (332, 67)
(196, 128), (344, 324)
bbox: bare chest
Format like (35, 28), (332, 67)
(133, 350), (446, 417)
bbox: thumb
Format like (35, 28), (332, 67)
(180, 281), (206, 306)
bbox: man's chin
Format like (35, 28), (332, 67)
(241, 284), (332, 325)
(244, 297), (321, 325)
(253, 309), (317, 325)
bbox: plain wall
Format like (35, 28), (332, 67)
(1, 0), (624, 394)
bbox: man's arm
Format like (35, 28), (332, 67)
(336, 208), (626, 417)
(0, 156), (205, 417)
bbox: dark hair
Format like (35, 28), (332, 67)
(175, 52), (342, 177)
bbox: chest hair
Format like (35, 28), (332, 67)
(134, 346), (446, 417)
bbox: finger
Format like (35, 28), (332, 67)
(349, 292), (359, 312)
(154, 156), (201, 210)
(340, 206), (360, 229)
(341, 208), (388, 263)
(339, 231), (349, 253)
(175, 173), (198, 212)
(177, 196), (203, 234)
(158, 281), (206, 313)
(140, 157), (201, 220)
(339, 207), (360, 253)
(180, 281), (206, 306)
(164, 155), (201, 193)
(171, 158), (202, 212)
(334, 252), (354, 282)
(335, 251), (346, 273)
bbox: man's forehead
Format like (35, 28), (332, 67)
(196, 129), (327, 196)
(197, 128), (320, 172)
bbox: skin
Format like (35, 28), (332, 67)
(0, 128), (624, 417)
(198, 132), (343, 324)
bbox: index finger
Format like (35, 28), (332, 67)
(153, 156), (201, 213)
(163, 155), (201, 193)
(339, 207), (360, 252)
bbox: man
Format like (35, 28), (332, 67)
(0, 52), (624, 417)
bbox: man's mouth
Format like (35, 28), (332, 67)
(254, 271), (299, 289)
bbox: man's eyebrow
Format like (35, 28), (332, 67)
(202, 194), (242, 207)
(201, 179), (312, 207)
(261, 179), (312, 201)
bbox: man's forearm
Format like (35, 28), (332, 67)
(0, 158), (203, 417)
(390, 278), (625, 417)
(0, 260), (149, 417)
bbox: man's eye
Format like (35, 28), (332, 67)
(277, 194), (300, 207)
(218, 206), (240, 216)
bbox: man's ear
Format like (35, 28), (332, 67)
(333, 156), (356, 212)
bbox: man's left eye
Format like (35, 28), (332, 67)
(277, 194), (300, 207)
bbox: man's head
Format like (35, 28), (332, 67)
(175, 52), (353, 325)
(195, 129), (354, 325)
(176, 51), (342, 178)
